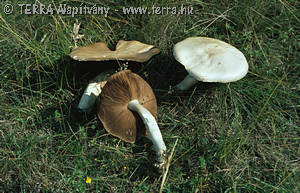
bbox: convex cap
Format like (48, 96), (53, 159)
(173, 37), (248, 83)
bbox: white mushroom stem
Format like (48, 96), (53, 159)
(77, 82), (103, 113)
(128, 99), (167, 164)
(77, 70), (114, 113)
(175, 74), (199, 90)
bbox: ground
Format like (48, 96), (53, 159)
(0, 0), (299, 192)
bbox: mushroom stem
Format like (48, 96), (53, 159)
(77, 70), (114, 113)
(175, 74), (199, 90)
(77, 82), (104, 113)
(128, 99), (167, 164)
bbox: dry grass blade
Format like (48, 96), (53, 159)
(159, 138), (179, 193)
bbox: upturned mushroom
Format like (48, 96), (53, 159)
(70, 40), (160, 112)
(97, 70), (167, 166)
(173, 37), (249, 90)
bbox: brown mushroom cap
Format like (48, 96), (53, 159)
(97, 70), (157, 143)
(70, 40), (160, 63)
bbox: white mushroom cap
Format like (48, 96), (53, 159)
(173, 37), (248, 83)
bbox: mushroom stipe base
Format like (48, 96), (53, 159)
(175, 74), (199, 91)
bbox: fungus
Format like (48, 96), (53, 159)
(71, 40), (160, 112)
(70, 40), (160, 62)
(98, 70), (167, 166)
(173, 37), (249, 90)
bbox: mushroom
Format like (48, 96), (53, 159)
(97, 70), (167, 166)
(71, 40), (160, 112)
(70, 40), (160, 62)
(173, 37), (249, 90)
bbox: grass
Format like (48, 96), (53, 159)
(0, 0), (299, 192)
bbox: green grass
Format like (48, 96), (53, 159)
(0, 0), (299, 192)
